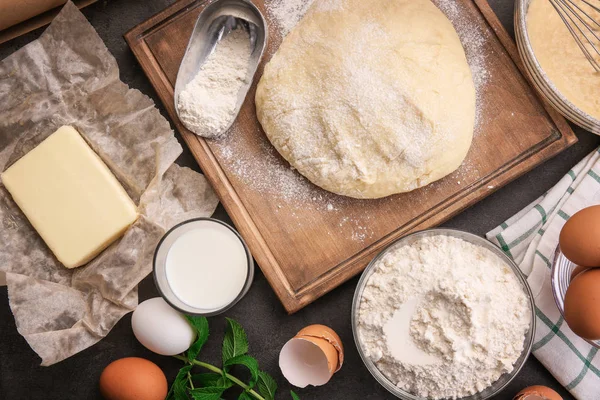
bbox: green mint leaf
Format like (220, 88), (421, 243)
(189, 386), (225, 400)
(223, 355), (259, 387)
(185, 315), (210, 361)
(256, 371), (277, 400)
(191, 373), (233, 389)
(290, 390), (301, 400)
(238, 392), (253, 400)
(167, 365), (192, 400)
(222, 318), (249, 363)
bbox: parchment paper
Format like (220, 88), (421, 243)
(0, 1), (219, 366)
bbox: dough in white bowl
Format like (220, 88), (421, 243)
(256, 0), (476, 199)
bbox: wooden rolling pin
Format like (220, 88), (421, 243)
(0, 0), (67, 31)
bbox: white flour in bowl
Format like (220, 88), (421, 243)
(357, 235), (531, 399)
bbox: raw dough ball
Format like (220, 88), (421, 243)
(256, 0), (476, 199)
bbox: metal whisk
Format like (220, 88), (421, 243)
(550, 0), (600, 71)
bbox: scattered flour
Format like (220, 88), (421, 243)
(358, 235), (531, 399)
(208, 0), (491, 240)
(265, 0), (315, 36)
(433, 0), (490, 127)
(177, 28), (251, 138)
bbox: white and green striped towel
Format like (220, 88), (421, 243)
(487, 148), (600, 400)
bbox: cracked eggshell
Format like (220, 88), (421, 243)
(279, 325), (344, 388)
(279, 337), (334, 388)
(296, 324), (344, 372)
(514, 385), (562, 400)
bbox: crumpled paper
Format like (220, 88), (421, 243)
(0, 1), (219, 365)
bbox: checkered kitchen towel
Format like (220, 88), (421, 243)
(487, 148), (600, 400)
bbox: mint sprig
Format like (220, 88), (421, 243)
(222, 318), (249, 362)
(256, 371), (277, 400)
(185, 316), (209, 362)
(169, 317), (300, 400)
(224, 355), (259, 387)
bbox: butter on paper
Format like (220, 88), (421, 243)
(0, 2), (219, 366)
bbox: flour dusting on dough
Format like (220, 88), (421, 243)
(257, 0), (475, 198)
(265, 0), (489, 131)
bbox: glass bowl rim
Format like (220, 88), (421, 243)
(514, 0), (600, 134)
(351, 228), (536, 400)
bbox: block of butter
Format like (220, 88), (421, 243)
(1, 126), (138, 269)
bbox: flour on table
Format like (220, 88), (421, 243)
(177, 28), (251, 138)
(358, 235), (531, 399)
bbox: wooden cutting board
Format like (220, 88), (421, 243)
(125, 0), (576, 313)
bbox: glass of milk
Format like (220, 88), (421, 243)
(153, 218), (254, 316)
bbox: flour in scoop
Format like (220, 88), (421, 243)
(177, 28), (252, 138)
(358, 235), (531, 399)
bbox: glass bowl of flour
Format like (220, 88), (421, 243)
(352, 229), (535, 400)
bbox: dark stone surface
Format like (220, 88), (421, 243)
(0, 0), (596, 399)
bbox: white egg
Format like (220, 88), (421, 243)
(132, 297), (195, 355)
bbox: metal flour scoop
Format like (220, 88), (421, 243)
(174, 0), (268, 138)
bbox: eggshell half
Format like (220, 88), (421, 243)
(296, 324), (344, 372)
(514, 385), (562, 400)
(279, 337), (333, 388)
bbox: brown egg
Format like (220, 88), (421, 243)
(564, 269), (600, 340)
(514, 385), (562, 400)
(559, 205), (600, 267)
(99, 357), (167, 400)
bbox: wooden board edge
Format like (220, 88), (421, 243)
(124, 0), (195, 42)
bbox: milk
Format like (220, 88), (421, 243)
(165, 221), (248, 311)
